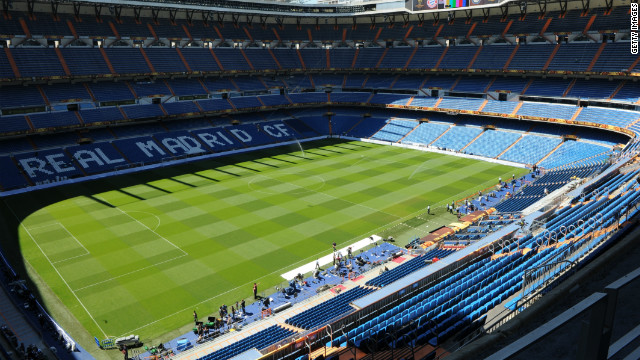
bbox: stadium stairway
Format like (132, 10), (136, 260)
(459, 129), (486, 152)
(0, 287), (50, 353)
(535, 141), (568, 166)
(425, 125), (453, 146)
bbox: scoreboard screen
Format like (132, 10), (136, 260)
(406, 0), (508, 11)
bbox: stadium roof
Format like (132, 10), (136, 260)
(68, 0), (514, 17)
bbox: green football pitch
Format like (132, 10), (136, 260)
(0, 139), (527, 354)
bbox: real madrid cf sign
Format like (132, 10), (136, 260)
(407, 0), (506, 11)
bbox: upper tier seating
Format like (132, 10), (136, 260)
(329, 92), (371, 103)
(29, 112), (80, 129)
(163, 101), (200, 116)
(145, 48), (187, 73)
(366, 74), (397, 89)
(0, 41), (635, 85)
(354, 48), (384, 69)
(471, 45), (512, 70)
(464, 130), (522, 158)
(407, 47), (446, 70)
(344, 74), (367, 88)
(180, 48), (221, 72)
(431, 126), (483, 151)
(60, 48), (111, 76)
(401, 122), (451, 146)
(574, 107), (639, 128)
(87, 82), (134, 102)
(498, 135), (562, 164)
(524, 78), (573, 97)
(211, 48), (251, 71)
(121, 104), (165, 120)
(507, 44), (555, 71)
(166, 79), (208, 97)
(244, 49), (279, 70)
(612, 81), (640, 103)
(11, 48), (66, 78)
(378, 47), (412, 69)
(439, 46), (477, 70)
(369, 94), (412, 106)
(546, 43), (600, 72)
(517, 103), (577, 120)
(453, 77), (492, 93)
(0, 85), (46, 109)
(0, 50), (15, 79)
(104, 48), (151, 74)
(314, 74), (345, 87)
(394, 75), (427, 89)
(131, 81), (171, 98)
(488, 77), (528, 93)
(410, 97), (439, 107)
(79, 107), (125, 124)
(538, 141), (610, 169)
(0, 115), (31, 133)
(567, 79), (620, 100)
(346, 118), (388, 138)
(371, 120), (417, 142)
(42, 83), (92, 103)
(482, 101), (519, 114)
(423, 76), (458, 90)
(438, 98), (484, 111)
(590, 42), (637, 73)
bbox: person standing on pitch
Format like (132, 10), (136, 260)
(193, 310), (198, 323)
(253, 283), (258, 299)
(241, 299), (246, 315)
(427, 205), (430, 215)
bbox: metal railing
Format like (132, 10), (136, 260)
(485, 265), (640, 360)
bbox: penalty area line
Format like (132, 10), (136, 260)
(73, 254), (188, 292)
(94, 196), (188, 256)
(4, 202), (108, 338)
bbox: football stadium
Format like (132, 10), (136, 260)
(0, 0), (639, 358)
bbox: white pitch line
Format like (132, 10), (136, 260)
(408, 161), (427, 180)
(73, 254), (188, 292)
(125, 210), (162, 231)
(53, 253), (90, 265)
(57, 222), (91, 256)
(121, 151), (519, 336)
(5, 204), (108, 338)
(350, 155), (367, 168)
(249, 171), (402, 220)
(25, 223), (61, 231)
(115, 177), (490, 336)
(95, 197), (188, 256)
